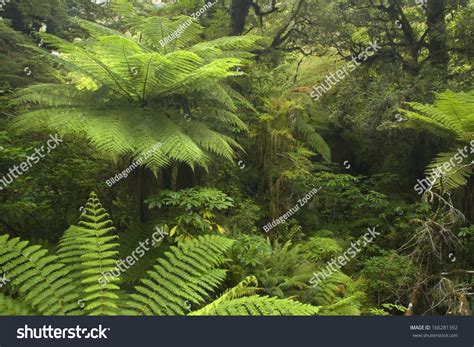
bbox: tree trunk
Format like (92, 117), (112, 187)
(176, 163), (194, 189)
(426, 0), (449, 72)
(161, 166), (173, 190)
(230, 0), (253, 35)
(136, 166), (151, 222)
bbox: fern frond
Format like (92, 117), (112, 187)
(295, 119), (331, 161)
(56, 225), (91, 282)
(401, 90), (474, 191)
(190, 276), (259, 315)
(126, 235), (234, 315)
(191, 295), (320, 316)
(319, 296), (361, 316)
(12, 1), (260, 171)
(72, 18), (125, 38)
(76, 192), (120, 316)
(0, 292), (35, 315)
(425, 150), (473, 192)
(403, 90), (474, 139)
(0, 235), (77, 315)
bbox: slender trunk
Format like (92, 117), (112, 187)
(176, 163), (194, 189)
(162, 166), (173, 190)
(131, 165), (156, 223)
(426, 0), (449, 72)
(230, 0), (253, 35)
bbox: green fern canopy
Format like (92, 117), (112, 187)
(11, 0), (264, 171)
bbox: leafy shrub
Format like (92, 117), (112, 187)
(301, 235), (343, 262)
(360, 251), (419, 307)
(229, 233), (364, 315)
(146, 187), (234, 240)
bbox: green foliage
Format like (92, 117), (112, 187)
(307, 172), (392, 231)
(0, 21), (56, 91)
(0, 0), (472, 318)
(368, 302), (408, 315)
(0, 292), (34, 315)
(0, 131), (109, 241)
(190, 276), (260, 315)
(116, 222), (166, 285)
(125, 234), (233, 315)
(312, 272), (362, 314)
(458, 225), (474, 238)
(402, 90), (474, 192)
(229, 233), (363, 315)
(192, 295), (320, 316)
(0, 234), (78, 315)
(360, 252), (419, 307)
(2, 0), (68, 34)
(64, 192), (120, 315)
(146, 187), (234, 239)
(0, 193), (321, 316)
(301, 236), (342, 262)
(11, 0), (264, 171)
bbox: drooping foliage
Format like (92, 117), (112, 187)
(10, 0), (264, 171)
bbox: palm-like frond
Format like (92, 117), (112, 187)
(295, 119), (331, 161)
(402, 90), (474, 139)
(12, 3), (261, 171)
(75, 192), (120, 316)
(425, 151), (473, 192)
(56, 193), (120, 315)
(125, 235), (234, 315)
(192, 295), (320, 316)
(190, 276), (260, 315)
(401, 90), (474, 191)
(0, 235), (77, 315)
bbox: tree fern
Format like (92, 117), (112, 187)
(11, 1), (263, 172)
(401, 90), (474, 192)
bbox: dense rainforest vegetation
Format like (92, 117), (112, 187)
(0, 0), (472, 316)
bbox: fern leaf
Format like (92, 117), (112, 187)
(0, 235), (77, 315)
(126, 235), (234, 315)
